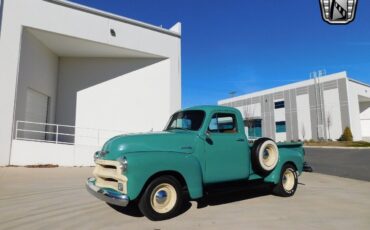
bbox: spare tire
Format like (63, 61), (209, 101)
(251, 138), (279, 175)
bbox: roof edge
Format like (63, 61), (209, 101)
(218, 71), (348, 104)
(348, 78), (370, 88)
(44, 0), (181, 38)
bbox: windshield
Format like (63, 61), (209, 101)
(165, 110), (205, 131)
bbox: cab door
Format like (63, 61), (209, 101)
(203, 112), (250, 183)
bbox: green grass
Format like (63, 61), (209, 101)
(304, 141), (370, 147)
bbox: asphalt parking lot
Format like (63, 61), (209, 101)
(0, 167), (370, 230)
(304, 148), (370, 181)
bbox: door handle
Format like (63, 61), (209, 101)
(181, 146), (193, 150)
(236, 138), (245, 142)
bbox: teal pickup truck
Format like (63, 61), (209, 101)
(86, 105), (304, 220)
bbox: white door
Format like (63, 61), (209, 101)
(361, 119), (370, 140)
(24, 88), (49, 140)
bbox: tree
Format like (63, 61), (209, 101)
(301, 123), (306, 141)
(243, 104), (255, 136)
(326, 112), (332, 140)
(339, 127), (353, 142)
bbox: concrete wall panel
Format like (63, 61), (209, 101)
(308, 85), (319, 140)
(56, 57), (164, 127)
(284, 90), (292, 141)
(10, 140), (96, 166)
(323, 88), (342, 140)
(73, 59), (172, 145)
(296, 94), (312, 140)
(338, 78), (350, 131)
(290, 89), (299, 140)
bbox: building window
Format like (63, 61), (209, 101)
(274, 101), (285, 109)
(110, 29), (116, 37)
(245, 119), (262, 138)
(276, 121), (286, 133)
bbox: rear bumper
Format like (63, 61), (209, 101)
(303, 162), (313, 172)
(86, 177), (129, 207)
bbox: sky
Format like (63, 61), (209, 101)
(69, 0), (370, 108)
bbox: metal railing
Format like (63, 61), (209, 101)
(15, 120), (125, 146)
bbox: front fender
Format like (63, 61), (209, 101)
(124, 152), (203, 200)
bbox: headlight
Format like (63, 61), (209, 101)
(94, 151), (109, 161)
(94, 151), (100, 161)
(117, 156), (128, 173)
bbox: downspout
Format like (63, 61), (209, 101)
(0, 0), (3, 37)
(317, 76), (327, 140)
(314, 77), (320, 139)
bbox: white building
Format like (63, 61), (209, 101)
(219, 72), (370, 142)
(0, 0), (181, 166)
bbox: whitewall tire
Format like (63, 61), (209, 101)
(252, 138), (279, 174)
(138, 175), (183, 221)
(272, 163), (298, 197)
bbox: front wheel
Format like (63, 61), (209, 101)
(272, 164), (298, 197)
(138, 175), (183, 221)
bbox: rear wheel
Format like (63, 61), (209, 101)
(138, 175), (183, 221)
(272, 163), (298, 197)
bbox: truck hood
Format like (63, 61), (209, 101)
(100, 131), (198, 160)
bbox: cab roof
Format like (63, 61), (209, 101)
(182, 105), (240, 114)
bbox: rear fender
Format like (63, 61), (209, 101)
(264, 146), (304, 184)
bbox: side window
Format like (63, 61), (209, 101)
(208, 113), (238, 133)
(208, 117), (218, 132)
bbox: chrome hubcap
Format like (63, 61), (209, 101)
(150, 183), (177, 214)
(155, 190), (168, 204)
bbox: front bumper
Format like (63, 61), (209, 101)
(86, 177), (129, 207)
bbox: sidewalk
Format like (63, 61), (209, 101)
(304, 145), (370, 149)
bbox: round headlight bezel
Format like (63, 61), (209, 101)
(94, 151), (100, 161)
(117, 156), (128, 173)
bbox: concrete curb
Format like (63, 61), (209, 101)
(304, 146), (370, 150)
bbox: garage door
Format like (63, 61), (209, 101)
(361, 119), (370, 140)
(24, 88), (49, 140)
